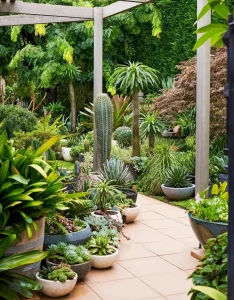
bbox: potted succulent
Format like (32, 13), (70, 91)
(99, 157), (138, 202)
(36, 265), (77, 297)
(70, 145), (85, 162)
(86, 236), (119, 269)
(89, 179), (123, 223)
(188, 182), (228, 246)
(44, 215), (91, 248)
(161, 166), (195, 200)
(46, 243), (92, 280)
(117, 199), (140, 224)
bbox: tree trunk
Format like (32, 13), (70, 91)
(69, 80), (76, 134)
(149, 133), (155, 150)
(132, 89), (140, 157)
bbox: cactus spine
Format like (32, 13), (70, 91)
(94, 93), (113, 170)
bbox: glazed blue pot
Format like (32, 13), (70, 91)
(188, 213), (228, 246)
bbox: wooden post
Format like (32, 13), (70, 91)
(195, 0), (211, 194)
(0, 77), (5, 104)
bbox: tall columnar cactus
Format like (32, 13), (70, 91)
(94, 93), (113, 170)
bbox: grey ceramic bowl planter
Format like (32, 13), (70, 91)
(46, 260), (92, 280)
(44, 223), (91, 249)
(161, 184), (195, 201)
(188, 213), (228, 246)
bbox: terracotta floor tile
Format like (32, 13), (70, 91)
(120, 235), (136, 244)
(124, 221), (152, 232)
(159, 227), (195, 239)
(147, 205), (187, 218)
(139, 206), (151, 212)
(84, 262), (134, 283)
(174, 217), (190, 226)
(117, 243), (156, 260)
(161, 252), (199, 271)
(136, 211), (166, 221)
(88, 278), (160, 300)
(130, 230), (170, 243)
(40, 284), (101, 300)
(118, 256), (179, 276)
(178, 237), (200, 248)
(166, 293), (190, 299)
(142, 238), (191, 255)
(185, 269), (196, 275)
(137, 194), (163, 205)
(141, 219), (185, 230)
(140, 271), (193, 296)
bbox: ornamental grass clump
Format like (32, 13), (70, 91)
(189, 182), (228, 223)
(164, 166), (192, 188)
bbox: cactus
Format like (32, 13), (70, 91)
(33, 139), (40, 151)
(94, 93), (113, 169)
(83, 139), (90, 153)
(113, 126), (132, 147)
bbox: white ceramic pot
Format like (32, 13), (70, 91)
(122, 204), (140, 223)
(91, 211), (123, 224)
(36, 273), (77, 297)
(62, 147), (73, 162)
(92, 248), (119, 269)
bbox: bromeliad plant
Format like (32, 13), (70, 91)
(0, 131), (84, 240)
(190, 182), (228, 223)
(86, 236), (116, 256)
(47, 243), (91, 265)
(164, 166), (192, 188)
(0, 234), (48, 300)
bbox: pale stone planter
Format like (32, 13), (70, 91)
(36, 273), (77, 297)
(62, 147), (73, 162)
(121, 204), (140, 223)
(161, 184), (195, 201)
(92, 248), (119, 269)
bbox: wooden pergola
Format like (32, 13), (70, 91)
(0, 0), (211, 193)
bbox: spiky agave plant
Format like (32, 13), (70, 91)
(164, 166), (192, 188)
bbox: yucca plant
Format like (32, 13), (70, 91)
(86, 236), (116, 256)
(109, 62), (159, 157)
(164, 166), (192, 188)
(0, 234), (48, 300)
(99, 157), (131, 187)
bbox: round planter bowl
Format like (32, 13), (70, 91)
(188, 213), (228, 246)
(161, 184), (195, 201)
(46, 260), (92, 280)
(91, 211), (123, 224)
(62, 147), (73, 162)
(122, 204), (140, 223)
(44, 223), (91, 249)
(120, 188), (138, 203)
(36, 273), (77, 298)
(92, 248), (119, 269)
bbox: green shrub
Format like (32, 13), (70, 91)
(189, 232), (227, 299)
(114, 126), (132, 147)
(70, 145), (84, 158)
(0, 105), (37, 138)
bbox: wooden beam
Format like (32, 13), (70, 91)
(195, 0), (211, 194)
(103, 0), (150, 18)
(0, 14), (87, 26)
(0, 1), (94, 19)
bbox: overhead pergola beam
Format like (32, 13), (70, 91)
(0, 15), (88, 26)
(0, 1), (94, 18)
(103, 0), (150, 18)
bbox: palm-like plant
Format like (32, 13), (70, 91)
(109, 62), (159, 157)
(62, 64), (81, 134)
(140, 112), (166, 149)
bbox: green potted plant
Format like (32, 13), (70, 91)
(89, 180), (123, 223)
(46, 243), (92, 280)
(161, 166), (195, 200)
(0, 234), (47, 300)
(36, 265), (77, 297)
(70, 144), (85, 162)
(117, 198), (140, 224)
(86, 236), (119, 269)
(99, 157), (138, 202)
(188, 182), (228, 246)
(188, 232), (227, 299)
(44, 215), (91, 249)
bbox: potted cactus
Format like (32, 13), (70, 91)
(161, 166), (195, 201)
(36, 265), (77, 297)
(86, 236), (119, 269)
(46, 243), (92, 280)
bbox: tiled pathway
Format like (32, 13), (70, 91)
(41, 194), (199, 300)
